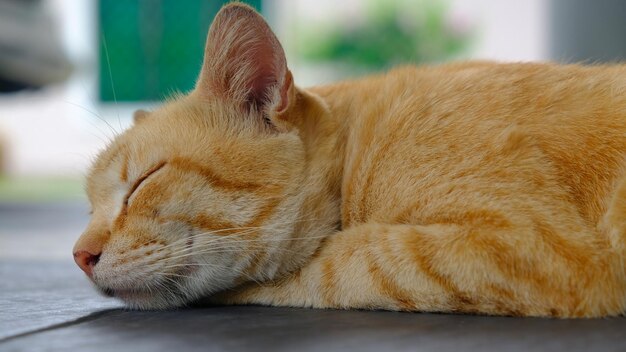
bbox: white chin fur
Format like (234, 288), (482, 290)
(103, 287), (190, 310)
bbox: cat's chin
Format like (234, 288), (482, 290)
(97, 286), (188, 310)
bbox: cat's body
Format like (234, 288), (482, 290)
(74, 4), (626, 317)
(210, 62), (626, 317)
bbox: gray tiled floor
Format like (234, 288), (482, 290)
(1, 202), (626, 352)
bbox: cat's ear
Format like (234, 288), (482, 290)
(196, 3), (294, 121)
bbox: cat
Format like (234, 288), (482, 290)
(73, 3), (626, 318)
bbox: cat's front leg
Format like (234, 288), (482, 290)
(211, 222), (624, 318)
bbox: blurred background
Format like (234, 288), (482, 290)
(1, 0), (626, 260)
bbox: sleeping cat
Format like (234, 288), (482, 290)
(73, 3), (626, 318)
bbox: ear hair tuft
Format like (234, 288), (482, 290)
(133, 109), (150, 123)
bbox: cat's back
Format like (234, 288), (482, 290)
(317, 62), (626, 228)
(348, 61), (626, 129)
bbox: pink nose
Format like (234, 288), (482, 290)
(73, 250), (101, 277)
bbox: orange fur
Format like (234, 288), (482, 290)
(74, 3), (626, 317)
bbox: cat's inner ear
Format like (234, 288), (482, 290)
(197, 4), (293, 117)
(133, 109), (150, 123)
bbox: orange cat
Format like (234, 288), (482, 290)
(73, 3), (626, 317)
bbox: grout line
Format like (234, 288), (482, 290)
(0, 309), (124, 344)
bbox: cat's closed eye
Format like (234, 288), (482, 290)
(124, 161), (167, 207)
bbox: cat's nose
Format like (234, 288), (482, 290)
(73, 250), (101, 277)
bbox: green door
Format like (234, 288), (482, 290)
(98, 0), (262, 102)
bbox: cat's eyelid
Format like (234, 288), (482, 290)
(123, 161), (168, 207)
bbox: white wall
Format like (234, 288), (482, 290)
(449, 0), (548, 61)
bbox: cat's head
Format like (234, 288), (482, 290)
(73, 3), (333, 309)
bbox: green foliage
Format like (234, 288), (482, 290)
(296, 0), (473, 70)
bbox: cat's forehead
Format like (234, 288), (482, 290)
(92, 99), (217, 163)
(85, 92), (303, 198)
(133, 96), (268, 142)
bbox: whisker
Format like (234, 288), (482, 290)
(163, 235), (327, 259)
(101, 32), (122, 132)
(132, 214), (320, 250)
(151, 216), (319, 251)
(162, 247), (300, 262)
(76, 76), (121, 136)
(63, 100), (119, 138)
(156, 239), (315, 264)
(154, 262), (260, 285)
